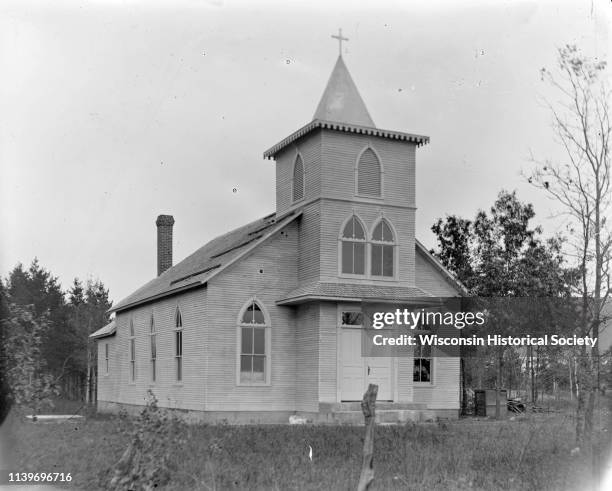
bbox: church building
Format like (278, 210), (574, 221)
(91, 42), (465, 423)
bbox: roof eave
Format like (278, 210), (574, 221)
(111, 281), (205, 314)
(415, 239), (470, 296)
(276, 294), (442, 306)
(263, 119), (430, 160)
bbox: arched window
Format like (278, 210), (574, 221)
(129, 318), (136, 382)
(371, 219), (395, 277)
(239, 300), (269, 384)
(357, 148), (381, 197)
(293, 154), (305, 202)
(175, 307), (183, 382)
(341, 216), (366, 275)
(149, 314), (156, 382)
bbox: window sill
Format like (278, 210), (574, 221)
(413, 382), (435, 387)
(236, 382), (271, 387)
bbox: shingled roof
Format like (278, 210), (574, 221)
(90, 320), (116, 339)
(111, 210), (301, 313)
(277, 281), (434, 305)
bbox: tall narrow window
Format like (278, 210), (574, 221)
(175, 307), (183, 382)
(293, 155), (305, 202)
(150, 314), (156, 382)
(239, 300), (268, 384)
(371, 219), (395, 277)
(414, 341), (432, 383)
(129, 319), (136, 381)
(341, 216), (366, 275)
(357, 148), (381, 197)
(105, 343), (109, 374)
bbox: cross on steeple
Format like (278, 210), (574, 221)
(331, 28), (349, 57)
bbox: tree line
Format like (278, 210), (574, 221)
(0, 259), (112, 417)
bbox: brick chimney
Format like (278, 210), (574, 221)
(156, 215), (175, 276)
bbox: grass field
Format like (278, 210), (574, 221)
(7, 403), (609, 491)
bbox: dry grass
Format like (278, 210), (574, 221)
(8, 405), (607, 490)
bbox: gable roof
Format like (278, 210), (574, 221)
(415, 239), (469, 295)
(90, 320), (116, 339)
(313, 56), (375, 127)
(111, 210), (301, 313)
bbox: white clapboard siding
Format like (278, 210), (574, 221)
(100, 288), (208, 411)
(275, 131), (322, 214)
(415, 248), (462, 296)
(203, 222), (299, 412)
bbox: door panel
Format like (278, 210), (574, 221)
(341, 328), (393, 401)
(341, 328), (365, 401)
(366, 357), (392, 400)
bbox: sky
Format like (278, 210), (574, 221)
(0, 0), (610, 305)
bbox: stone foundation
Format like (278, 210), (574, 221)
(96, 400), (459, 424)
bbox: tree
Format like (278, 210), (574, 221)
(431, 190), (576, 410)
(2, 304), (58, 414)
(528, 45), (611, 444)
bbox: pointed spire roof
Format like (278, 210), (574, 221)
(313, 56), (375, 127)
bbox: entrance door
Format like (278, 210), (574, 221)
(340, 327), (393, 401)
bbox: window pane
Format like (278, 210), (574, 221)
(129, 320), (134, 337)
(130, 340), (135, 361)
(240, 355), (252, 374)
(373, 222), (382, 241)
(151, 336), (156, 359)
(342, 217), (365, 239)
(420, 359), (431, 382)
(382, 221), (393, 242)
(241, 327), (253, 354)
(342, 312), (363, 325)
(242, 305), (253, 324)
(253, 328), (265, 354)
(131, 362), (135, 381)
(252, 356), (265, 381)
(352, 218), (365, 240)
(354, 242), (365, 274)
(176, 331), (182, 356)
(152, 360), (156, 382)
(372, 244), (382, 276)
(382, 245), (394, 276)
(342, 241), (354, 273)
(252, 304), (265, 324)
(177, 357), (182, 381)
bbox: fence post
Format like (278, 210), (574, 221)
(357, 383), (378, 491)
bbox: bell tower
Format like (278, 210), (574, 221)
(263, 34), (429, 287)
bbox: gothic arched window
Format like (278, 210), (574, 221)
(149, 314), (156, 382)
(239, 300), (269, 384)
(357, 148), (381, 197)
(371, 219), (395, 277)
(341, 215), (366, 275)
(175, 306), (183, 382)
(293, 155), (305, 202)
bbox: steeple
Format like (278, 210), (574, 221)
(313, 56), (375, 128)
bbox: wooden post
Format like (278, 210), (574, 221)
(357, 384), (378, 491)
